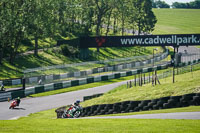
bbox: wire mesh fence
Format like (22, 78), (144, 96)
(126, 62), (200, 88)
(24, 53), (169, 88)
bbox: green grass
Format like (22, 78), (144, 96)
(153, 9), (200, 34)
(81, 69), (200, 107)
(1, 119), (199, 133)
(0, 106), (200, 133)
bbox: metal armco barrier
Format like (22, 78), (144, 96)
(0, 92), (12, 102)
(0, 62), (169, 102)
(0, 49), (169, 86)
(55, 93), (200, 118)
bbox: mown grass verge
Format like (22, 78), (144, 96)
(0, 106), (200, 133)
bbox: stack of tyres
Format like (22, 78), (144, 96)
(180, 93), (196, 107)
(153, 96), (170, 110)
(105, 104), (114, 114)
(120, 101), (131, 113)
(147, 99), (159, 110)
(90, 105), (99, 116)
(163, 96), (182, 109)
(138, 100), (151, 111)
(96, 104), (106, 115)
(83, 106), (92, 117)
(125, 101), (140, 112)
(70, 93), (200, 118)
(192, 94), (200, 105)
(113, 102), (122, 114)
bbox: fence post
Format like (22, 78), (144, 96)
(22, 78), (26, 90)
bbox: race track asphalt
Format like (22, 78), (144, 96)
(81, 112), (200, 119)
(0, 80), (127, 120)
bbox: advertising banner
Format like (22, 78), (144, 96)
(80, 34), (200, 48)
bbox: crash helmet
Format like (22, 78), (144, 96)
(74, 99), (80, 105)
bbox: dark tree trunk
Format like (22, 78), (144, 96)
(34, 36), (38, 56)
(106, 9), (112, 36)
(0, 48), (3, 65)
(113, 16), (117, 34)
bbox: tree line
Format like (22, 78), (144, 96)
(0, 0), (157, 64)
(172, 0), (200, 9)
(152, 0), (170, 8)
(152, 0), (200, 9)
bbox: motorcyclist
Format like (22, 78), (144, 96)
(68, 100), (82, 118)
(0, 84), (5, 91)
(15, 97), (21, 106)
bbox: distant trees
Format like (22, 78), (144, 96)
(172, 0), (200, 9)
(151, 0), (170, 8)
(0, 0), (157, 64)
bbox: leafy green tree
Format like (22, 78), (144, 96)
(155, 0), (170, 8)
(128, 0), (157, 35)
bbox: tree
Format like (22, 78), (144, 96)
(117, 0), (129, 36)
(172, 0), (200, 9)
(129, 0), (157, 35)
(25, 0), (56, 56)
(94, 0), (112, 36)
(0, 0), (27, 64)
(155, 0), (170, 8)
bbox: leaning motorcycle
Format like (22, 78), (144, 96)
(62, 106), (82, 118)
(9, 100), (17, 109)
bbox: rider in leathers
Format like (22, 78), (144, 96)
(68, 100), (82, 118)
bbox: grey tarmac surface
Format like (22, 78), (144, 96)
(0, 46), (199, 120)
(81, 112), (200, 119)
(0, 80), (127, 120)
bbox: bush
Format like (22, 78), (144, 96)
(61, 44), (79, 57)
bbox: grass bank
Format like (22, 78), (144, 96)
(153, 9), (200, 34)
(81, 69), (200, 107)
(0, 46), (158, 80)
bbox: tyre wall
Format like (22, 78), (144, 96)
(55, 93), (200, 118)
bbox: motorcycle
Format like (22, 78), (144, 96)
(62, 105), (82, 118)
(9, 100), (17, 109)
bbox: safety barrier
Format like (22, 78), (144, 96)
(0, 92), (12, 101)
(0, 49), (169, 86)
(0, 62), (170, 102)
(83, 93), (103, 101)
(55, 93), (200, 118)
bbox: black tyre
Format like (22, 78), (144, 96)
(156, 100), (165, 107)
(170, 96), (182, 102)
(192, 96), (200, 105)
(153, 105), (159, 110)
(160, 96), (170, 102)
(143, 106), (150, 111)
(167, 99), (177, 107)
(138, 100), (151, 108)
(181, 93), (195, 101)
(163, 103), (172, 109)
